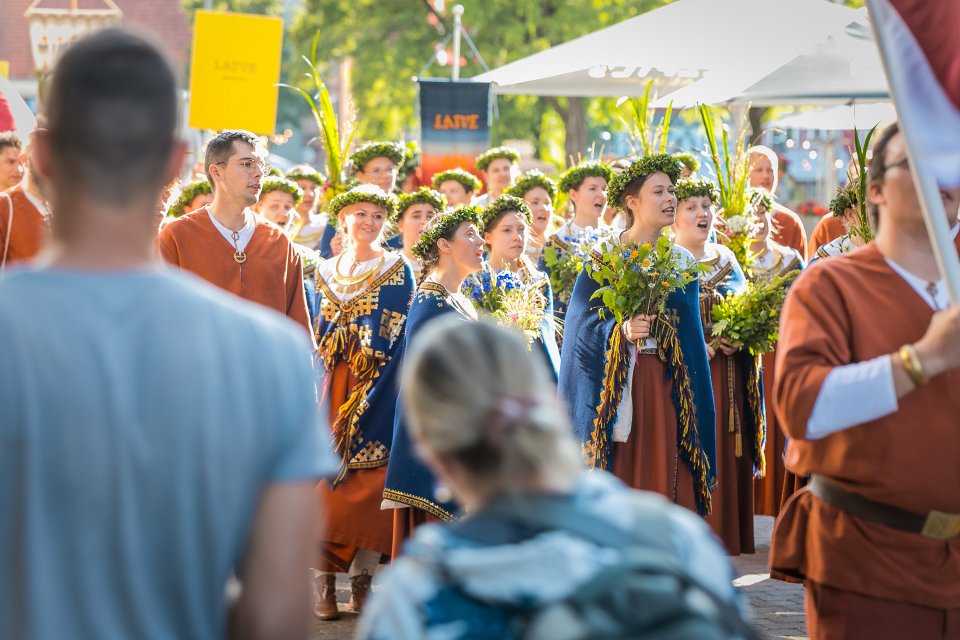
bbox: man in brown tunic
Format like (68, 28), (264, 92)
(771, 123), (960, 639)
(1, 136), (50, 268)
(749, 145), (808, 256)
(158, 130), (312, 338)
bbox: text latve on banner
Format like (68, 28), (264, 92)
(188, 11), (283, 135)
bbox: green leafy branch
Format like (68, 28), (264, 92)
(619, 80), (674, 156)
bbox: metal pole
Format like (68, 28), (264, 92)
(866, 0), (960, 304)
(451, 4), (463, 80)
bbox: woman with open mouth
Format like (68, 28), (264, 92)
(558, 154), (717, 517)
(672, 176), (764, 555)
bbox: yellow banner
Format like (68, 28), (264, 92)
(0, 61), (9, 79)
(188, 11), (283, 135)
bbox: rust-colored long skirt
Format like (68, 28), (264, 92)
(315, 361), (394, 572)
(755, 349), (786, 516)
(704, 354), (756, 555)
(612, 353), (697, 512)
(390, 508), (442, 559)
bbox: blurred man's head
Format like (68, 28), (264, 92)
(747, 145), (779, 193)
(0, 131), (24, 191)
(35, 29), (181, 237)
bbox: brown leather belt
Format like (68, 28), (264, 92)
(808, 475), (960, 541)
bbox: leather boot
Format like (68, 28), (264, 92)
(313, 573), (340, 621)
(348, 570), (373, 613)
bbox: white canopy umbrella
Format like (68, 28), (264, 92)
(770, 103), (897, 131)
(472, 0), (860, 99)
(662, 12), (889, 107)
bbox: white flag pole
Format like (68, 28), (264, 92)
(866, 0), (960, 305)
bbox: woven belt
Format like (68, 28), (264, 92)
(809, 475), (960, 541)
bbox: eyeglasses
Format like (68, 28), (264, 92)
(883, 156), (909, 172)
(218, 159), (271, 173)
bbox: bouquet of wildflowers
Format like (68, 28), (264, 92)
(711, 270), (799, 355)
(699, 105), (764, 271)
(585, 234), (698, 327)
(462, 269), (547, 345)
(543, 227), (605, 306)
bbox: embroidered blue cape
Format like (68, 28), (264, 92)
(558, 258), (717, 515)
(383, 282), (475, 520)
(314, 258), (415, 485)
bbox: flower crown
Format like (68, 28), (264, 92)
(475, 146), (520, 172)
(394, 187), (447, 222)
(605, 154), (682, 210)
(480, 195), (532, 234)
(412, 205), (482, 259)
(675, 177), (718, 204)
(165, 178), (211, 218)
(829, 178), (859, 216)
(432, 168), (482, 192)
(747, 188), (774, 213)
(349, 141), (406, 173)
(559, 161), (614, 194)
(507, 169), (558, 201)
(260, 177), (304, 205)
(329, 184), (399, 220)
(285, 165), (326, 186)
(672, 152), (700, 174)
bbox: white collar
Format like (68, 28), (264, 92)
(22, 188), (50, 218)
(208, 208), (256, 251)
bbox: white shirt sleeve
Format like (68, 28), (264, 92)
(805, 355), (899, 439)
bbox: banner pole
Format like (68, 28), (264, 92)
(866, 0), (960, 305)
(452, 4), (463, 81)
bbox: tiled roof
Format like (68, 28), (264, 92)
(0, 0), (191, 81)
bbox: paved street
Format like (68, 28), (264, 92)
(309, 515), (807, 639)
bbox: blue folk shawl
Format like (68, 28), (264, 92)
(558, 256), (717, 515)
(383, 282), (475, 521)
(314, 257), (415, 485)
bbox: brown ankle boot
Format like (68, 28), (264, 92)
(313, 573), (340, 621)
(348, 570), (373, 613)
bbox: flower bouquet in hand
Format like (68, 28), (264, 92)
(585, 234), (698, 341)
(711, 270), (800, 356)
(543, 227), (605, 307)
(462, 270), (547, 346)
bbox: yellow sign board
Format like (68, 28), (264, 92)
(0, 61), (9, 79)
(188, 11), (283, 135)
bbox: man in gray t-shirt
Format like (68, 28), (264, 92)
(0, 31), (334, 640)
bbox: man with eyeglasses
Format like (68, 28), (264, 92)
(158, 129), (313, 338)
(770, 122), (960, 638)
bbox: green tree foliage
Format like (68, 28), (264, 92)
(289, 0), (671, 167)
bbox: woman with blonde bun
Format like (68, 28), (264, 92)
(359, 319), (747, 640)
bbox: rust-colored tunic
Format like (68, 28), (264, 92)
(157, 209), (312, 337)
(315, 361), (394, 572)
(0, 185), (48, 266)
(806, 214), (846, 260)
(705, 353), (756, 555)
(771, 242), (960, 613)
(771, 205), (808, 257)
(612, 353), (697, 513)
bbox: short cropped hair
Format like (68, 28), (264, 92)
(45, 29), (177, 205)
(0, 131), (22, 153)
(204, 130), (261, 191)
